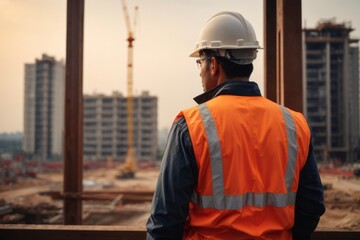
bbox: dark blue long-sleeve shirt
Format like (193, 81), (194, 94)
(146, 81), (325, 240)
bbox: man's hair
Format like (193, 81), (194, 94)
(201, 49), (253, 79)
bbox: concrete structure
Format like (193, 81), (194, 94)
(23, 54), (65, 161)
(83, 91), (157, 163)
(303, 19), (359, 162)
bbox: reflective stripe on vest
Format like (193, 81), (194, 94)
(190, 103), (298, 210)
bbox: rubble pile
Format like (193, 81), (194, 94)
(0, 199), (62, 224)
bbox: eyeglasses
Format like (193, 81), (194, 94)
(196, 57), (210, 69)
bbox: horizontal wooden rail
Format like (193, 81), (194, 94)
(41, 190), (154, 197)
(314, 228), (360, 240)
(40, 190), (154, 204)
(0, 225), (360, 240)
(0, 224), (146, 240)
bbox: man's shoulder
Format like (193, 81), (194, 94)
(173, 114), (186, 126)
(175, 105), (200, 120)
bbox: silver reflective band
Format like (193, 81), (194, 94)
(198, 103), (225, 209)
(192, 191), (297, 210)
(192, 103), (299, 210)
(279, 105), (298, 192)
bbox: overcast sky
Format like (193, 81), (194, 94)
(0, 0), (359, 132)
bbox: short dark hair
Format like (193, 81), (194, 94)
(200, 49), (253, 79)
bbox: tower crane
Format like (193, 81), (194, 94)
(117, 0), (138, 179)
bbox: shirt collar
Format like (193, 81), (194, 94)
(193, 81), (262, 104)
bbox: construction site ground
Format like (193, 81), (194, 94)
(1, 166), (360, 230)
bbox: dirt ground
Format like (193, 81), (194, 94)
(1, 168), (360, 229)
(318, 174), (360, 230)
(0, 167), (158, 225)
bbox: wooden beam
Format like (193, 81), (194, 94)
(64, 0), (85, 225)
(42, 190), (154, 197)
(0, 225), (359, 240)
(264, 0), (303, 112)
(277, 0), (303, 112)
(264, 0), (277, 102)
(41, 190), (154, 203)
(0, 225), (146, 240)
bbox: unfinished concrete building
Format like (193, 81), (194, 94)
(83, 91), (158, 163)
(303, 19), (359, 162)
(23, 54), (65, 161)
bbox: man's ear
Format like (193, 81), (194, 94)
(210, 57), (219, 76)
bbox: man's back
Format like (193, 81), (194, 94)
(181, 95), (310, 239)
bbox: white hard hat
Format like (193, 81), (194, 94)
(189, 11), (261, 64)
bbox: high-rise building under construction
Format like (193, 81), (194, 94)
(23, 54), (65, 161)
(303, 19), (359, 162)
(23, 54), (158, 163)
(83, 91), (157, 163)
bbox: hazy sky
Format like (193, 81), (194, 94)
(0, 0), (359, 132)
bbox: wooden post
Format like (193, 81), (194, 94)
(278, 0), (303, 112)
(64, 0), (85, 225)
(264, 0), (303, 112)
(264, 0), (277, 102)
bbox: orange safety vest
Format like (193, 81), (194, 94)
(177, 95), (310, 240)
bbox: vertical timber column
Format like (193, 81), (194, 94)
(277, 0), (303, 112)
(264, 0), (277, 102)
(64, 0), (84, 225)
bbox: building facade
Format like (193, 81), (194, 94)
(23, 54), (65, 161)
(83, 91), (158, 163)
(303, 19), (359, 162)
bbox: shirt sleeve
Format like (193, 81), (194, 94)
(292, 139), (326, 240)
(146, 117), (198, 240)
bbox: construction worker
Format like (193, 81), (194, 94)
(146, 11), (325, 240)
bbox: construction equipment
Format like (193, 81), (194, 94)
(117, 0), (138, 179)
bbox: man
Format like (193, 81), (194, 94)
(146, 11), (325, 240)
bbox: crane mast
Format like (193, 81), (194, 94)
(119, 0), (138, 178)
